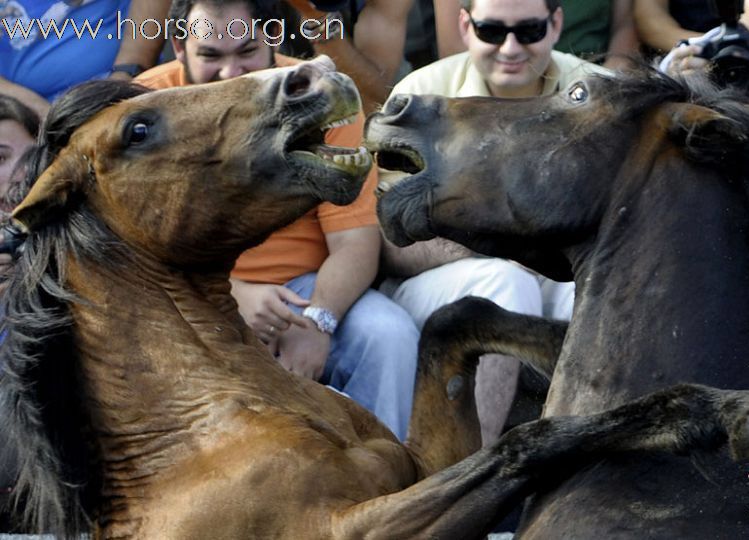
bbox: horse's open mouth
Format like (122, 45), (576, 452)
(371, 145), (425, 197)
(286, 113), (371, 177)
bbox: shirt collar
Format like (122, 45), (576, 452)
(458, 54), (562, 98)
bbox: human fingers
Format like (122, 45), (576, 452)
(276, 287), (311, 308)
(673, 44), (703, 62)
(679, 54), (709, 74)
(256, 327), (275, 344)
(269, 289), (310, 329)
(267, 335), (280, 357)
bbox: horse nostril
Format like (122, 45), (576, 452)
(380, 94), (412, 122)
(283, 66), (316, 99)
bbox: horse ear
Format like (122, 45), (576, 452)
(666, 103), (748, 165)
(11, 150), (91, 233)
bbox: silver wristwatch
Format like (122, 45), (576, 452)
(302, 306), (338, 334)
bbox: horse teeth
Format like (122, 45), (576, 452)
(377, 181), (392, 193)
(322, 114), (358, 130)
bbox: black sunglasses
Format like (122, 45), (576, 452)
(468, 13), (552, 45)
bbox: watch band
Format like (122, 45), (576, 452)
(111, 63), (146, 77)
(302, 306), (338, 334)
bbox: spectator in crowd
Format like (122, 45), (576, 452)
(0, 95), (38, 210)
(554, 0), (638, 69)
(434, 0), (464, 58)
(435, 0), (637, 69)
(379, 0), (608, 446)
(403, 0), (438, 70)
(635, 0), (749, 53)
(136, 0), (419, 440)
(0, 0), (171, 117)
(0, 94), (38, 284)
(0, 93), (39, 531)
(283, 0), (414, 113)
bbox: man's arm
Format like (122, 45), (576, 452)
(289, 0), (414, 114)
(312, 225), (381, 319)
(381, 235), (473, 278)
(109, 0), (172, 80)
(603, 0), (638, 70)
(434, 0), (466, 59)
(634, 0), (701, 52)
(276, 225), (381, 380)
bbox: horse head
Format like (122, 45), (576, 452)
(366, 66), (749, 539)
(366, 69), (749, 279)
(12, 55), (371, 269)
(0, 57), (372, 536)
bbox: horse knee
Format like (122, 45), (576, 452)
(420, 297), (508, 362)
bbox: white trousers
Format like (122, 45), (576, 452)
(380, 257), (574, 329)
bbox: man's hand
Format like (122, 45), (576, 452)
(666, 44), (709, 77)
(276, 323), (331, 380)
(230, 279), (310, 343)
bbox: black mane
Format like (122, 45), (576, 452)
(593, 64), (749, 178)
(596, 61), (749, 118)
(0, 80), (149, 537)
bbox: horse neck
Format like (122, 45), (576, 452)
(63, 248), (273, 444)
(555, 141), (749, 413)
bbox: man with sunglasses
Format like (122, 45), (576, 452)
(379, 0), (609, 450)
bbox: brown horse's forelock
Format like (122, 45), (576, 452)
(0, 80), (148, 538)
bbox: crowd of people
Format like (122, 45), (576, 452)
(1, 0), (743, 532)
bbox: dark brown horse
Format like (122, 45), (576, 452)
(2, 58), (749, 539)
(366, 69), (749, 537)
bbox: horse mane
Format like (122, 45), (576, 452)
(0, 80), (149, 537)
(596, 61), (749, 119)
(593, 63), (749, 179)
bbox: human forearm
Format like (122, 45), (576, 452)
(311, 226), (380, 319)
(634, 0), (700, 51)
(112, 0), (171, 70)
(311, 37), (391, 114)
(604, 0), (638, 69)
(381, 236), (472, 278)
(305, 0), (412, 114)
(435, 0), (465, 58)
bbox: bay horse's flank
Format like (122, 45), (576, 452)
(2, 59), (749, 538)
(367, 66), (749, 537)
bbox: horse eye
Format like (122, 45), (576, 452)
(569, 83), (589, 103)
(128, 122), (150, 145)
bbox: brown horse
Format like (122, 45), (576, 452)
(366, 68), (749, 537)
(2, 58), (749, 539)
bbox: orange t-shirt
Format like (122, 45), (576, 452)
(136, 57), (379, 285)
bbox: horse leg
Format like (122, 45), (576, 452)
(333, 383), (749, 540)
(430, 296), (567, 378)
(407, 296), (567, 474)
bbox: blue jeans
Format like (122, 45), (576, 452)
(285, 273), (419, 440)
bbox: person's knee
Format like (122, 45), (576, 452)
(342, 293), (419, 372)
